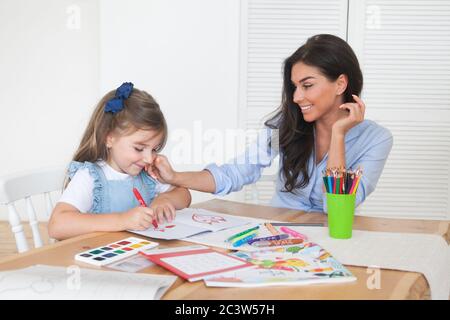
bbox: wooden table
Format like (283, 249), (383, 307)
(0, 199), (448, 300)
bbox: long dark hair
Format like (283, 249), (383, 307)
(265, 34), (363, 193)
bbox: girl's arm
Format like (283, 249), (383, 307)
(152, 186), (192, 209)
(149, 187), (192, 224)
(48, 202), (155, 240)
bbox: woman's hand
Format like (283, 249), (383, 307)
(332, 94), (366, 135)
(146, 154), (177, 185)
(149, 196), (176, 224)
(121, 206), (156, 231)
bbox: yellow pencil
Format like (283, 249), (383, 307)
(352, 176), (361, 195)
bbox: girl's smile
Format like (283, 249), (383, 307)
(106, 129), (164, 176)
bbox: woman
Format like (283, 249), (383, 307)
(146, 34), (393, 212)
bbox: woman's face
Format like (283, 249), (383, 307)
(291, 62), (346, 123)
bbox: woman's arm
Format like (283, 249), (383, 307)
(157, 167), (216, 193)
(326, 129), (346, 169)
(148, 128), (278, 195)
(327, 95), (366, 170)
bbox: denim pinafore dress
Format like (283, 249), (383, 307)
(67, 161), (157, 213)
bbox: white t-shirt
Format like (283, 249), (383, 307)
(58, 160), (173, 213)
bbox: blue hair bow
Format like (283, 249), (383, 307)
(104, 82), (134, 113)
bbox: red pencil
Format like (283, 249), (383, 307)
(132, 187), (158, 228)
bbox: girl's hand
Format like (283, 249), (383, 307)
(332, 94), (366, 135)
(146, 154), (177, 184)
(121, 206), (156, 231)
(150, 196), (176, 224)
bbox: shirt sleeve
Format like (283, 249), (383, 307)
(322, 130), (393, 213)
(57, 168), (94, 213)
(205, 127), (279, 196)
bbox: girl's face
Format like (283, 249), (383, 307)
(291, 62), (347, 123)
(106, 128), (164, 176)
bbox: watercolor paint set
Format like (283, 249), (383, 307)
(75, 237), (159, 266)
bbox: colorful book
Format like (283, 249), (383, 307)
(129, 208), (250, 240)
(140, 245), (254, 282)
(204, 241), (356, 287)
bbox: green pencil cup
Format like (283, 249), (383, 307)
(326, 193), (356, 239)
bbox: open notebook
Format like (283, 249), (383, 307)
(129, 208), (251, 240)
(0, 265), (177, 300)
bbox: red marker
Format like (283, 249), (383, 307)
(132, 187), (158, 228)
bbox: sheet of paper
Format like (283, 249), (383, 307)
(130, 208), (251, 240)
(161, 252), (247, 276)
(0, 265), (176, 300)
(107, 255), (154, 273)
(185, 222), (270, 251)
(131, 222), (208, 240)
(299, 227), (450, 300)
(175, 208), (251, 232)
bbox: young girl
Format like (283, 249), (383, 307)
(145, 34), (393, 213)
(48, 82), (191, 240)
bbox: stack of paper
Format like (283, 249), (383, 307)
(0, 265), (177, 300)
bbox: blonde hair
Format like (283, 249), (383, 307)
(65, 87), (167, 187)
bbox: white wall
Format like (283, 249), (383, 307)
(0, 0), (243, 221)
(0, 0), (100, 219)
(99, 0), (242, 204)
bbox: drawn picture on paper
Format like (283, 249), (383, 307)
(192, 213), (226, 225)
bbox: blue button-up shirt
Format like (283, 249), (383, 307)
(205, 120), (393, 212)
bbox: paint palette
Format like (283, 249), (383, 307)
(75, 237), (159, 266)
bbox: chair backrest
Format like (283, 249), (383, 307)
(0, 165), (66, 253)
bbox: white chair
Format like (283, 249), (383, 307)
(0, 165), (66, 253)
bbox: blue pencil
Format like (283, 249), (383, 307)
(232, 233), (257, 247)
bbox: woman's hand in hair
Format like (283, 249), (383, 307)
(332, 94), (366, 135)
(146, 154), (177, 184)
